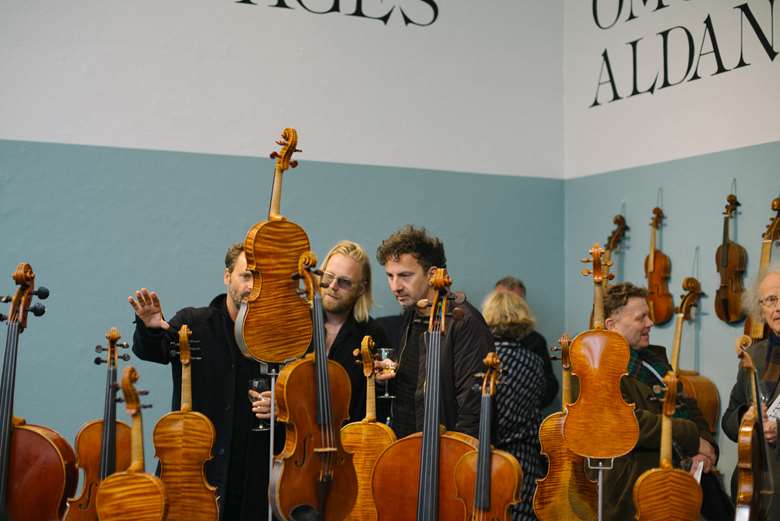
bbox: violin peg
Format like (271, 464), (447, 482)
(352, 348), (360, 357)
(191, 357), (203, 361)
(95, 345), (107, 353)
(29, 303), (45, 317)
(33, 286), (49, 299)
(549, 355), (561, 361)
(115, 397), (124, 403)
(141, 404), (153, 409)
(0, 314), (6, 322)
(290, 160), (298, 168)
(270, 151), (279, 160)
(117, 342), (130, 349)
(118, 354), (131, 361)
(473, 372), (485, 379)
(417, 299), (430, 309)
(138, 390), (150, 396)
(94, 356), (107, 365)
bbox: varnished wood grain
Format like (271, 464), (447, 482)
(633, 468), (702, 520)
(6, 424), (78, 521)
(564, 330), (639, 459)
(341, 421), (396, 521)
(455, 448), (522, 521)
(238, 219), (312, 363)
(534, 412), (596, 521)
(153, 412), (219, 521)
(371, 432), (478, 521)
(63, 419), (132, 521)
(96, 473), (167, 521)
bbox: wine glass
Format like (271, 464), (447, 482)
(377, 347), (397, 399)
(248, 378), (270, 432)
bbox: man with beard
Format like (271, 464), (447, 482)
(129, 243), (266, 521)
(375, 225), (492, 438)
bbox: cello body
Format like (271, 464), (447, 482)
(678, 371), (720, 435)
(63, 420), (131, 520)
(6, 422), (78, 521)
(271, 353), (357, 521)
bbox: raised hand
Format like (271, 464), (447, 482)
(128, 288), (170, 330)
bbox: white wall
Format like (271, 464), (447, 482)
(0, 0), (563, 177)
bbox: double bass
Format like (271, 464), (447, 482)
(0, 263), (78, 521)
(455, 352), (522, 521)
(341, 335), (397, 521)
(95, 366), (167, 521)
(372, 269), (478, 521)
(271, 253), (357, 521)
(632, 372), (702, 520)
(645, 207), (674, 325)
(152, 324), (219, 521)
(533, 334), (596, 521)
(715, 194), (748, 324)
(564, 244), (638, 459)
(63, 327), (132, 521)
(745, 197), (780, 342)
(235, 128), (313, 363)
(734, 335), (774, 521)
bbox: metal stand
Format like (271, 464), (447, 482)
(587, 458), (614, 521)
(265, 362), (280, 521)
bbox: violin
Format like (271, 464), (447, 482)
(645, 207), (674, 325)
(271, 252), (357, 521)
(454, 352), (522, 521)
(0, 263), (78, 521)
(670, 277), (720, 434)
(734, 335), (774, 521)
(715, 194), (748, 324)
(152, 325), (219, 521)
(372, 268), (478, 521)
(341, 335), (397, 521)
(533, 334), (596, 521)
(564, 244), (638, 459)
(63, 327), (132, 521)
(235, 128), (313, 364)
(632, 372), (702, 520)
(95, 366), (167, 521)
(745, 197), (780, 341)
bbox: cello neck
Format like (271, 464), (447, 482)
(417, 328), (442, 521)
(312, 292), (335, 431)
(474, 391), (492, 510)
(99, 358), (119, 479)
(268, 167), (284, 220)
(364, 373), (376, 423)
(669, 313), (684, 374)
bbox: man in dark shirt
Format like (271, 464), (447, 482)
(375, 225), (492, 438)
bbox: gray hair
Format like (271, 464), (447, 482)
(743, 262), (780, 323)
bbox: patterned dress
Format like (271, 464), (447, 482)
(494, 334), (547, 521)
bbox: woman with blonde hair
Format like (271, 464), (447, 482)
(482, 289), (549, 521)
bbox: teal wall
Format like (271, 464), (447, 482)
(564, 140), (780, 480)
(0, 139), (564, 471)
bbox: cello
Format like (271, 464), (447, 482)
(235, 128), (313, 364)
(372, 268), (478, 521)
(745, 197), (780, 342)
(715, 194), (748, 324)
(63, 327), (132, 521)
(533, 334), (596, 521)
(340, 335), (397, 521)
(564, 244), (639, 459)
(0, 262), (78, 521)
(95, 366), (167, 521)
(454, 352), (522, 521)
(734, 335), (774, 521)
(271, 252), (357, 521)
(632, 372), (702, 520)
(152, 324), (219, 521)
(645, 207), (674, 325)
(671, 277), (720, 435)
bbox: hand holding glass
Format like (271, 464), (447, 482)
(249, 378), (271, 432)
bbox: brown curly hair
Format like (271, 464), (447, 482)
(376, 225), (446, 272)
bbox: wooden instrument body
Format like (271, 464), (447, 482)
(153, 411), (219, 521)
(341, 421), (396, 521)
(565, 329), (638, 458)
(715, 240), (747, 323)
(63, 419), (132, 520)
(735, 407), (761, 520)
(644, 250), (673, 325)
(534, 412), (596, 521)
(632, 467), (702, 521)
(455, 449), (521, 521)
(95, 472), (167, 521)
(372, 431), (477, 521)
(271, 353), (357, 521)
(6, 423), (78, 521)
(678, 371), (719, 435)
(237, 218), (312, 363)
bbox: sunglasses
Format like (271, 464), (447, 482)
(321, 271), (354, 291)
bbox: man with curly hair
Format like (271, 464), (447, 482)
(375, 225), (492, 438)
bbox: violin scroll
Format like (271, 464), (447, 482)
(676, 277), (703, 321)
(269, 128), (302, 171)
(581, 244), (614, 285)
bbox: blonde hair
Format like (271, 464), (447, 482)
(743, 262), (780, 324)
(321, 240), (373, 323)
(481, 289), (535, 339)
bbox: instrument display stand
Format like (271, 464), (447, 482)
(264, 362), (281, 521)
(587, 457), (614, 521)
